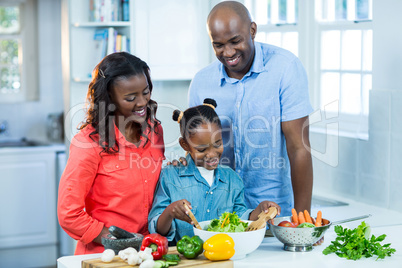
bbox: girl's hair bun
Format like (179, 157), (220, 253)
(203, 98), (217, 109)
(172, 109), (182, 122)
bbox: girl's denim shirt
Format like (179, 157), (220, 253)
(148, 154), (253, 242)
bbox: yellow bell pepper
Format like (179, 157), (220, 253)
(203, 234), (235, 261)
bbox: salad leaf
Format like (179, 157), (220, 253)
(322, 221), (396, 260)
(207, 212), (248, 233)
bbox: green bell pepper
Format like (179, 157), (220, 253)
(176, 235), (204, 259)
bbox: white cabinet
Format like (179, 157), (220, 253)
(133, 0), (210, 80)
(0, 147), (59, 268)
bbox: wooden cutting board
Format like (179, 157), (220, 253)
(81, 247), (233, 268)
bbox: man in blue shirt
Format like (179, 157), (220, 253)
(187, 1), (313, 217)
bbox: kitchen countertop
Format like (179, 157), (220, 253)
(0, 142), (65, 154)
(57, 195), (402, 268)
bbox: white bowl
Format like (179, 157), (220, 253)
(193, 220), (266, 260)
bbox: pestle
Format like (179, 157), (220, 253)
(108, 225), (135, 239)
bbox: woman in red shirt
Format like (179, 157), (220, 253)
(57, 52), (165, 255)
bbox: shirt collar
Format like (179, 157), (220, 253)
(113, 119), (152, 148)
(218, 42), (265, 86)
(179, 154), (228, 184)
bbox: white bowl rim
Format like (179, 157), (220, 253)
(194, 219), (266, 234)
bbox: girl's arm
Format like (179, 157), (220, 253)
(156, 200), (193, 236)
(148, 168), (192, 237)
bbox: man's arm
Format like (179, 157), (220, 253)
(281, 116), (313, 213)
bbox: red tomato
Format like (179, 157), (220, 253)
(278, 221), (297, 227)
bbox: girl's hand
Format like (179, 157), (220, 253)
(258, 201), (281, 216)
(249, 201), (281, 221)
(166, 199), (193, 224)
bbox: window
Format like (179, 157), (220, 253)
(245, 0), (373, 138)
(0, 0), (38, 103)
(315, 0), (372, 137)
(245, 0), (299, 56)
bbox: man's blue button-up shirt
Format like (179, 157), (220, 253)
(188, 42), (313, 217)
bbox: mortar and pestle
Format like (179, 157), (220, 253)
(101, 225), (144, 254)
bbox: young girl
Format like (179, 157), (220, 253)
(148, 98), (280, 242)
(58, 52), (165, 254)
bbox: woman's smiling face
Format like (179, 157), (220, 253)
(180, 122), (224, 170)
(110, 73), (150, 124)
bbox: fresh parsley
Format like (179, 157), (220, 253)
(322, 221), (396, 260)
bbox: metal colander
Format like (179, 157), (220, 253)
(269, 215), (370, 252)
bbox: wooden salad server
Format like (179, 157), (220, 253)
(245, 207), (278, 231)
(183, 202), (202, 230)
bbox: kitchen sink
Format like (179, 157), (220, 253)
(0, 138), (49, 148)
(311, 195), (349, 208)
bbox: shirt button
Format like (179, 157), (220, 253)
(145, 180), (147, 183)
(115, 165), (119, 168)
(207, 209), (210, 213)
(206, 191), (209, 194)
(210, 192), (213, 195)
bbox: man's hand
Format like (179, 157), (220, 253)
(314, 237), (324, 246)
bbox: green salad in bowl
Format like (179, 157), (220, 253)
(194, 212), (266, 259)
(206, 212), (249, 232)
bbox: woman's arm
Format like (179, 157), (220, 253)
(57, 136), (104, 245)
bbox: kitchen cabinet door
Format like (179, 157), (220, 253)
(134, 0), (211, 81)
(0, 150), (57, 267)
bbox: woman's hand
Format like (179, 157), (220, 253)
(93, 226), (110, 244)
(166, 157), (187, 166)
(249, 201), (281, 222)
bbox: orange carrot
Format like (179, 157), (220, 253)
(298, 211), (305, 224)
(221, 213), (229, 228)
(315, 211), (322, 227)
(304, 210), (313, 224)
(291, 208), (299, 225)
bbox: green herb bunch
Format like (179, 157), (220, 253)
(323, 221), (396, 260)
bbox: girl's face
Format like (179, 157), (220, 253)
(180, 122), (224, 170)
(110, 73), (150, 124)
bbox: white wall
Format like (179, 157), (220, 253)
(0, 0), (63, 143)
(152, 80), (189, 161)
(311, 0), (402, 212)
(3, 0), (400, 213)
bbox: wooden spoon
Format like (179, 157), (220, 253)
(183, 202), (202, 230)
